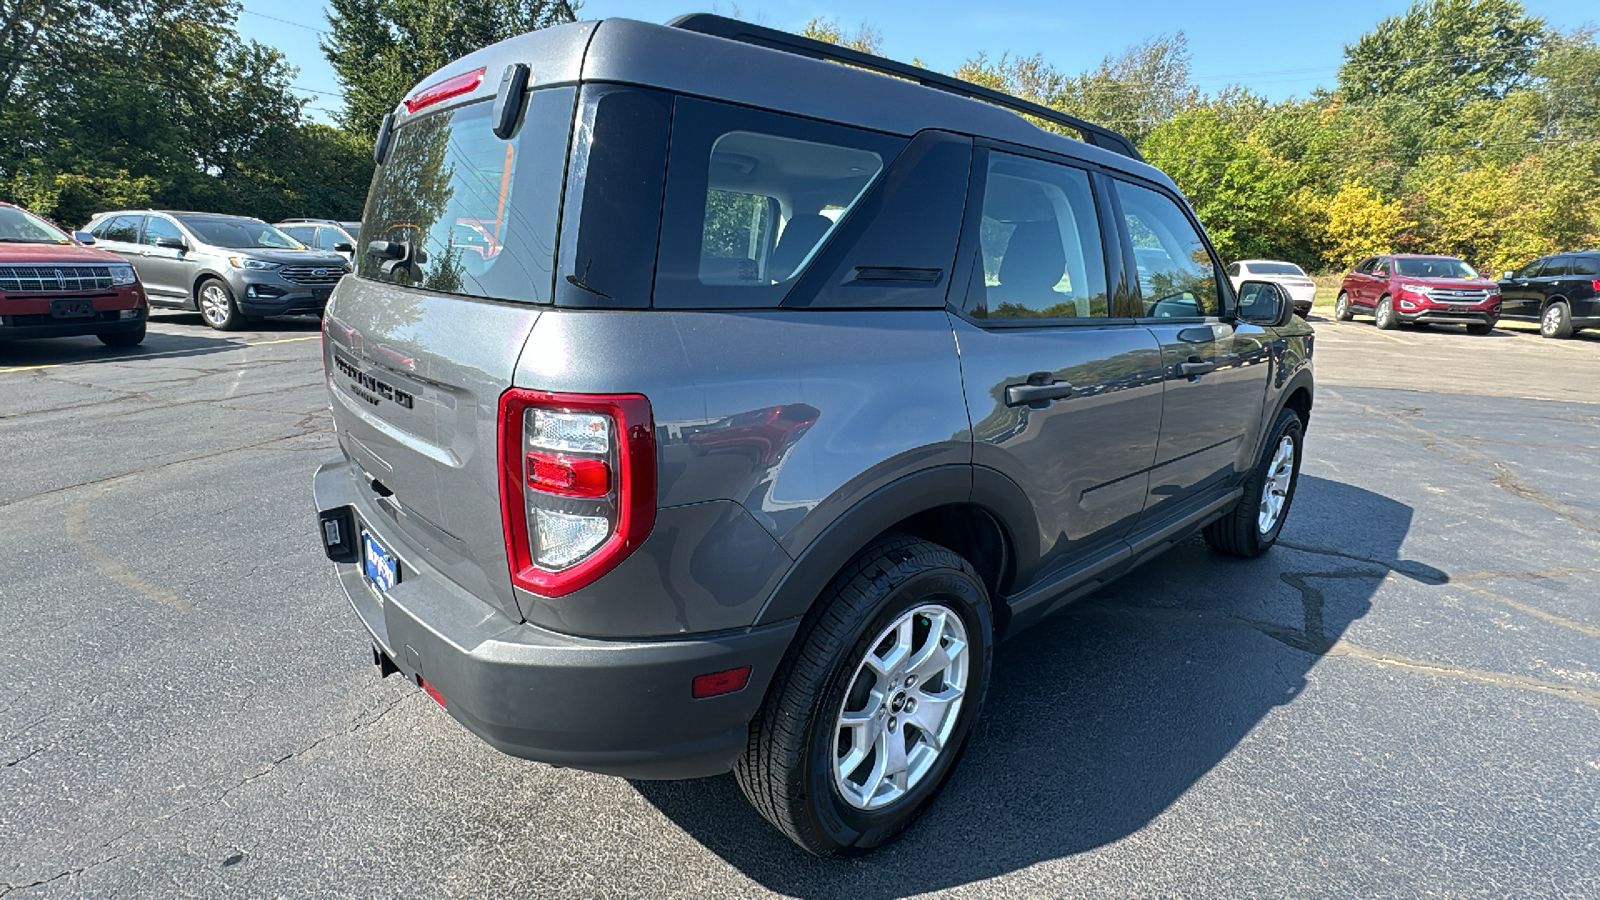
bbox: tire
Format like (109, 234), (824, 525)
(735, 535), (994, 857)
(1204, 407), (1304, 558)
(1465, 323), (1493, 336)
(1333, 292), (1353, 322)
(1540, 302), (1574, 339)
(196, 278), (245, 331)
(97, 323), (146, 347)
(1374, 296), (1398, 330)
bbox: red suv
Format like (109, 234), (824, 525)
(0, 202), (148, 347)
(1334, 254), (1501, 335)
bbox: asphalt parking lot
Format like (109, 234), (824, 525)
(2, 312), (1597, 898)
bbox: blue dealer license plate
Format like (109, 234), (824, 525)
(363, 532), (399, 592)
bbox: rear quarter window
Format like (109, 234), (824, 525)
(653, 98), (905, 309)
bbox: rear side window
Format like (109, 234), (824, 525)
(654, 98), (905, 309)
(967, 152), (1112, 320)
(358, 89), (575, 304)
(1572, 257), (1599, 277)
(95, 215), (143, 243)
(1113, 181), (1222, 318)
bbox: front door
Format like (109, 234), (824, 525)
(1108, 179), (1272, 517)
(134, 215), (192, 303)
(1499, 258), (1545, 319)
(953, 150), (1165, 585)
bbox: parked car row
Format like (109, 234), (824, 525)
(0, 202), (358, 348)
(1330, 251), (1600, 340)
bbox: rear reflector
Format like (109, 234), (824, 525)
(405, 67), (486, 113)
(692, 666), (753, 699)
(420, 677), (447, 708)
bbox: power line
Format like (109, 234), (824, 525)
(239, 7), (327, 34)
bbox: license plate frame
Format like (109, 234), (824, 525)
(362, 532), (400, 593)
(49, 298), (96, 319)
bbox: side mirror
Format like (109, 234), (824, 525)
(72, 230), (97, 245)
(1237, 280), (1295, 328)
(156, 236), (187, 251)
(334, 242), (355, 253)
(1501, 270), (1515, 280)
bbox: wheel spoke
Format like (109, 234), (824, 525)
(904, 688), (960, 747)
(864, 617), (914, 680)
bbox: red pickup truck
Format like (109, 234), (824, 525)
(0, 202), (148, 347)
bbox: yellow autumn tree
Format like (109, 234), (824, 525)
(1309, 182), (1414, 270)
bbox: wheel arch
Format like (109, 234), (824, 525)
(753, 465), (1037, 634)
(192, 270), (231, 307)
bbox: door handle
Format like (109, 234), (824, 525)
(1005, 375), (1074, 407)
(1176, 326), (1215, 343)
(1179, 357), (1217, 379)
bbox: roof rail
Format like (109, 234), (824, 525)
(666, 13), (1143, 162)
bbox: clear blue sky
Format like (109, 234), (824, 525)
(235, 0), (1599, 124)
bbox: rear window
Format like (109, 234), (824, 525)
(358, 89), (575, 304)
(1247, 262), (1305, 276)
(178, 216), (303, 250)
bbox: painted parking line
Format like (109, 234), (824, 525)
(0, 334), (320, 374)
(1315, 321), (1408, 343)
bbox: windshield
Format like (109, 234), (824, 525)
(176, 215), (305, 250)
(1248, 262), (1305, 276)
(357, 90), (572, 303)
(0, 205), (71, 244)
(1395, 257), (1477, 279)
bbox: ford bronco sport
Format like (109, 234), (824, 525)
(312, 14), (1314, 856)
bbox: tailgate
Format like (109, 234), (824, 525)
(324, 276), (539, 618)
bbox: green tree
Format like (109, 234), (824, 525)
(1309, 181), (1414, 269)
(322, 0), (578, 140)
(1338, 0), (1547, 124)
(799, 17), (882, 54)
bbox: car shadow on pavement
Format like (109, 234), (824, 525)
(635, 475), (1420, 897)
(0, 315), (319, 369)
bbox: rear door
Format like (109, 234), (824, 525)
(952, 148), (1164, 584)
(324, 87), (576, 617)
(1107, 177), (1272, 517)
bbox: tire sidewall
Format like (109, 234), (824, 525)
(798, 564), (993, 853)
(1375, 297), (1394, 329)
(1542, 303), (1568, 338)
(1334, 293), (1350, 320)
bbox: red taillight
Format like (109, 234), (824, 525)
(526, 451), (609, 498)
(404, 67), (486, 113)
(498, 390), (656, 598)
(1593, 279), (1600, 292)
(692, 666), (753, 699)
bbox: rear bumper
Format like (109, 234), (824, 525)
(312, 458), (798, 780)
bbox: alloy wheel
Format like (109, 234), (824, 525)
(1258, 435), (1296, 534)
(199, 284), (231, 327)
(832, 604), (969, 811)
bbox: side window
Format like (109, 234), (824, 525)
(1114, 181), (1221, 318)
(95, 215), (142, 243)
(1371, 257), (1390, 278)
(281, 226), (313, 244)
(1514, 259), (1546, 279)
(1543, 257), (1572, 278)
(654, 98), (905, 309)
(1353, 257), (1375, 275)
(967, 152), (1110, 320)
(315, 228), (345, 251)
(141, 216), (183, 247)
(1572, 257), (1599, 277)
(1226, 262), (1242, 278)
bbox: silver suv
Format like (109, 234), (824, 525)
(83, 210), (349, 330)
(311, 14), (1314, 857)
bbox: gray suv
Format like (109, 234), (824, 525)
(311, 15), (1314, 857)
(84, 210), (349, 330)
